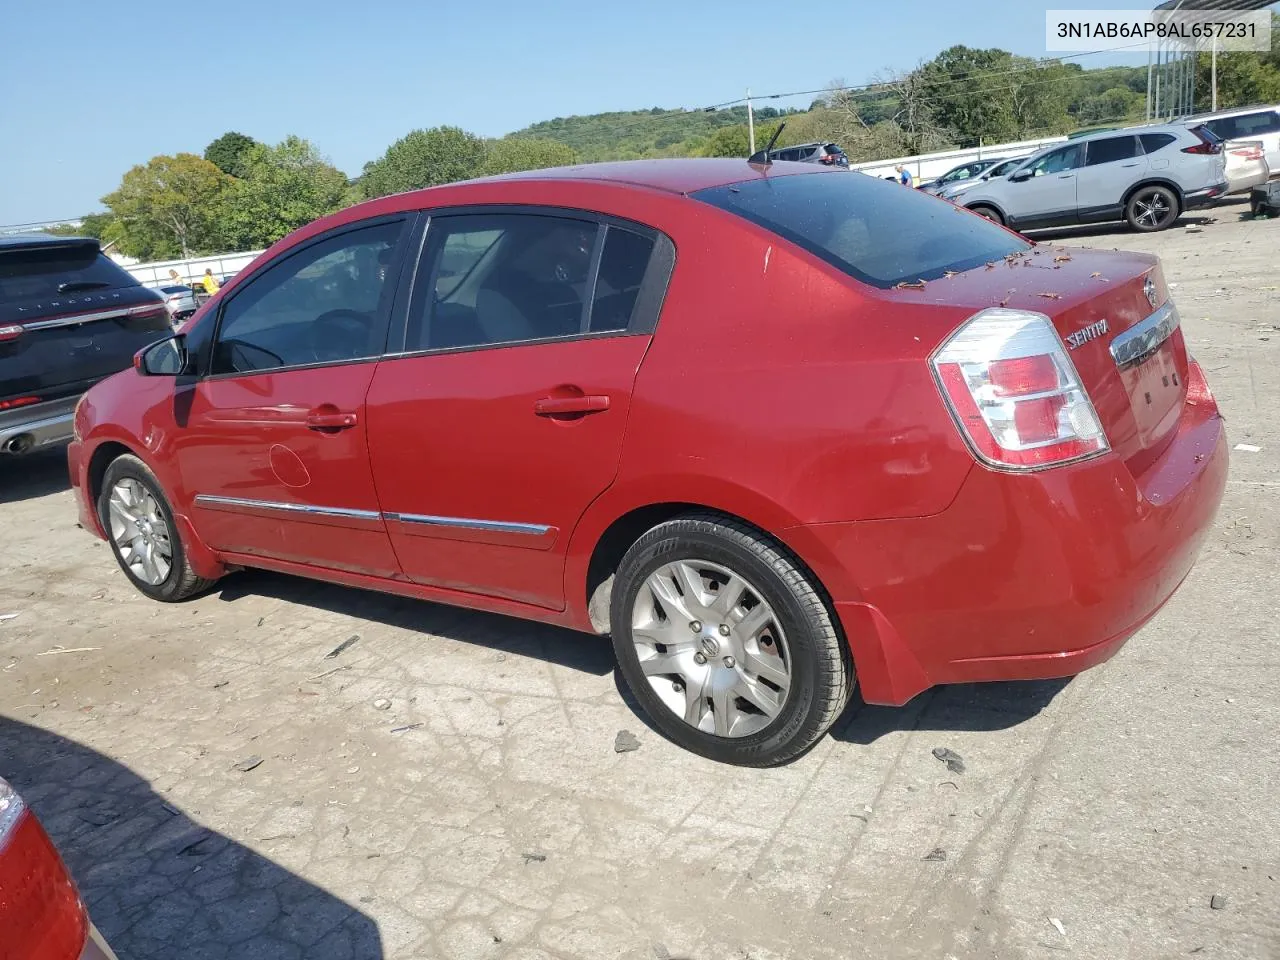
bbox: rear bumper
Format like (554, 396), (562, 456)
(792, 362), (1228, 706)
(0, 395), (78, 454)
(1185, 181), (1229, 208)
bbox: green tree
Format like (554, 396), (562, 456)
(1195, 49), (1280, 111)
(204, 131), (258, 178)
(1078, 86), (1142, 125)
(101, 154), (233, 260)
(699, 124), (753, 157)
(480, 137), (578, 176)
(359, 126), (487, 199)
(215, 136), (350, 250)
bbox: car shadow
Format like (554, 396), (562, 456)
(216, 568), (617, 677)
(0, 716), (383, 959)
(612, 666), (1070, 755)
(830, 677), (1072, 745)
(1024, 215), (1216, 242)
(0, 446), (71, 504)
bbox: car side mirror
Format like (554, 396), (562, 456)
(1009, 170), (1032, 183)
(134, 334), (188, 377)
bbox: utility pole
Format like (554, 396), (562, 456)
(746, 88), (756, 155)
(1211, 38), (1218, 112)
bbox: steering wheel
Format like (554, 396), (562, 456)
(309, 309), (371, 364)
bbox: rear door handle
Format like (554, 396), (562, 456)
(535, 395), (610, 416)
(306, 409), (359, 430)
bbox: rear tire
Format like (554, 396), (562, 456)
(609, 513), (854, 767)
(1126, 185), (1180, 232)
(97, 454), (215, 602)
(968, 204), (1004, 225)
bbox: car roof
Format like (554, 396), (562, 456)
(467, 158), (828, 195)
(0, 233), (98, 251)
(1181, 103), (1280, 121)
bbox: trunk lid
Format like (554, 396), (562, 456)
(0, 238), (172, 404)
(922, 245), (1187, 471)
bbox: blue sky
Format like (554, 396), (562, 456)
(1, 0), (1156, 224)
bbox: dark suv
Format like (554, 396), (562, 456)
(766, 142), (849, 167)
(0, 235), (170, 455)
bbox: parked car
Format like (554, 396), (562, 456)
(766, 142), (849, 167)
(937, 155), (1033, 200)
(1222, 139), (1270, 195)
(0, 235), (171, 456)
(1181, 104), (1280, 177)
(155, 283), (199, 321)
(68, 160), (1227, 766)
(919, 157), (1008, 195)
(0, 775), (118, 958)
(960, 124), (1227, 232)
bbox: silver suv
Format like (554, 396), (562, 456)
(958, 124), (1227, 232)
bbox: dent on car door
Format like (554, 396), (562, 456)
(364, 209), (675, 609)
(176, 217), (413, 577)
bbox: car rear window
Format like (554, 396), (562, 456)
(0, 242), (140, 301)
(1139, 133), (1176, 154)
(694, 172), (1029, 289)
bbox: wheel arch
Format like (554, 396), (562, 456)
(964, 200), (1007, 223)
(569, 482), (858, 635)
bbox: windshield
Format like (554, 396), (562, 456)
(694, 172), (1029, 288)
(988, 158), (1023, 177)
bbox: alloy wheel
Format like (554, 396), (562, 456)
(107, 478), (172, 586)
(630, 559), (791, 738)
(1134, 190), (1174, 229)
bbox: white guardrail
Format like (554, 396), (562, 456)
(123, 250), (263, 289)
(850, 135), (1069, 182)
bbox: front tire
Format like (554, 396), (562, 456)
(1126, 185), (1180, 232)
(97, 454), (214, 602)
(968, 204), (1004, 225)
(610, 513), (854, 766)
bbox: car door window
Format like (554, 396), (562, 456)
(1139, 133), (1176, 154)
(407, 214), (599, 350)
(1027, 144), (1084, 177)
(590, 226), (657, 332)
(210, 221), (404, 375)
(1235, 111), (1280, 136)
(1085, 135), (1140, 166)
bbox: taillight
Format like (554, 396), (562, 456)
(0, 777), (89, 960)
(0, 396), (41, 411)
(0, 324), (23, 342)
(931, 308), (1109, 470)
(1183, 129), (1223, 155)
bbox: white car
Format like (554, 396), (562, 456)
(1223, 139), (1270, 195)
(1182, 105), (1280, 178)
(959, 124), (1228, 232)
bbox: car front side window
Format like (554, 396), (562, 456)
(209, 221), (404, 376)
(1028, 144), (1083, 177)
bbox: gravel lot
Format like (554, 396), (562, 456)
(2, 201), (1277, 960)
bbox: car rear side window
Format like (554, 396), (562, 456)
(591, 227), (656, 332)
(1139, 133), (1176, 154)
(210, 220), (404, 375)
(1086, 135), (1140, 166)
(0, 242), (139, 302)
(694, 172), (1029, 288)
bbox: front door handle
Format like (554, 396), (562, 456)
(535, 395), (610, 416)
(306, 409), (358, 430)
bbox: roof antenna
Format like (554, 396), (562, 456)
(748, 122), (786, 165)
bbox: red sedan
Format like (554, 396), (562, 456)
(1, 776), (117, 959)
(67, 160), (1227, 766)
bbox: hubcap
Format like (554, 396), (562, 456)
(1136, 192), (1171, 227)
(107, 479), (172, 586)
(630, 559), (791, 738)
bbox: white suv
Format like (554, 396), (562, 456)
(1182, 105), (1280, 176)
(958, 124), (1228, 233)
